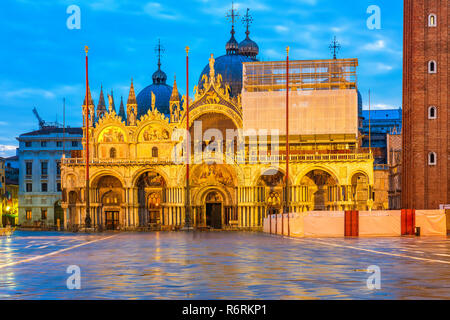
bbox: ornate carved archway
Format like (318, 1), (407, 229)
(135, 171), (166, 227)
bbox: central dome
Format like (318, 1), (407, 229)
(137, 60), (180, 118)
(198, 54), (255, 97)
(198, 24), (258, 97)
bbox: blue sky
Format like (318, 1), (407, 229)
(0, 0), (404, 157)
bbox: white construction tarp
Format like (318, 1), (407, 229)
(242, 89), (358, 136)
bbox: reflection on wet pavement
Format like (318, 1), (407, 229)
(0, 231), (449, 299)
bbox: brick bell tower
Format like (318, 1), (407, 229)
(402, 0), (449, 209)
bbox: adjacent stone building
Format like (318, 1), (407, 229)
(17, 127), (82, 227)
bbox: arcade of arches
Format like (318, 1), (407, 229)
(61, 55), (374, 231)
(62, 165), (373, 231)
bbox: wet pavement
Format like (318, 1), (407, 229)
(0, 231), (449, 299)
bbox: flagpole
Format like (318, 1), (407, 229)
(369, 89), (372, 153)
(84, 46), (91, 229)
(285, 46), (290, 237)
(63, 98), (66, 156)
(185, 46), (191, 229)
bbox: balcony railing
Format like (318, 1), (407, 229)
(62, 152), (373, 166)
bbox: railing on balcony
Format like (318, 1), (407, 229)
(62, 152), (373, 166)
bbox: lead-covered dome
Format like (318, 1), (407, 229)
(198, 54), (254, 97)
(238, 36), (259, 59)
(137, 60), (180, 118)
(198, 23), (258, 97)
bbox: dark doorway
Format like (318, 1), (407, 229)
(105, 211), (119, 230)
(206, 203), (222, 229)
(54, 202), (64, 228)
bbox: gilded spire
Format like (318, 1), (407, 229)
(170, 75), (180, 102)
(82, 85), (94, 106)
(127, 78), (137, 105)
(108, 89), (116, 113)
(97, 85), (106, 109)
(127, 79), (137, 125)
(118, 96), (126, 121)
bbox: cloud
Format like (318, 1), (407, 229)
(363, 104), (397, 110)
(275, 25), (289, 33)
(376, 63), (394, 72)
(89, 0), (121, 12)
(363, 40), (385, 51)
(0, 145), (17, 157)
(143, 2), (180, 20)
(5, 88), (56, 99)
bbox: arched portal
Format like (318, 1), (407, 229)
(257, 169), (285, 216)
(189, 112), (238, 161)
(135, 171), (166, 227)
(95, 175), (124, 230)
(301, 170), (337, 211)
(351, 172), (370, 210)
(204, 191), (223, 229)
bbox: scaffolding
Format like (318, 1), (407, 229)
(243, 59), (358, 92)
(241, 58), (359, 137)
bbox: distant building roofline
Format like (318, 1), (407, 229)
(19, 127), (83, 138)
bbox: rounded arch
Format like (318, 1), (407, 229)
(428, 60), (437, 73)
(131, 167), (169, 187)
(428, 13), (437, 27)
(349, 170), (369, 181)
(177, 163), (239, 187)
(252, 166), (294, 186)
(428, 106), (437, 119)
(428, 152), (437, 165)
(294, 165), (340, 186)
(134, 120), (172, 143)
(90, 170), (126, 189)
(183, 104), (243, 130)
(348, 169), (372, 186)
(193, 185), (233, 207)
(95, 124), (129, 143)
(350, 171), (370, 209)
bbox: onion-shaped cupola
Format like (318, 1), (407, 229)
(238, 8), (259, 59)
(152, 59), (167, 84)
(198, 5), (258, 98)
(136, 40), (180, 118)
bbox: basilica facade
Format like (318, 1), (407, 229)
(61, 17), (374, 231)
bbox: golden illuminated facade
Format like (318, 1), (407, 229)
(61, 53), (374, 231)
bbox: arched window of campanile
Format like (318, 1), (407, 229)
(428, 152), (437, 166)
(428, 60), (437, 73)
(428, 106), (437, 119)
(428, 14), (437, 27)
